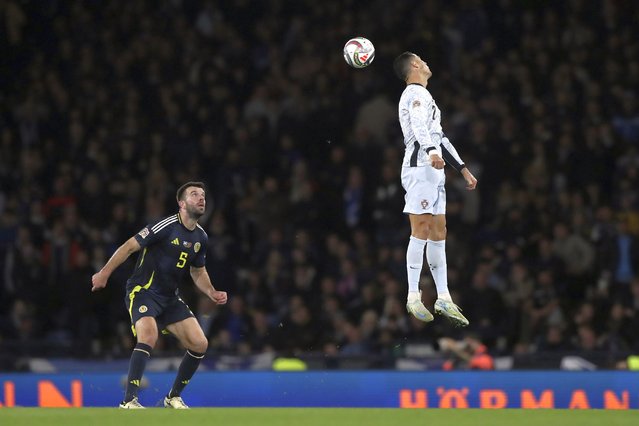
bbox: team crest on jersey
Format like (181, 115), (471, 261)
(421, 199), (429, 209)
(138, 227), (150, 239)
(183, 241), (192, 248)
(139, 305), (148, 313)
(194, 242), (201, 253)
(412, 100), (421, 108)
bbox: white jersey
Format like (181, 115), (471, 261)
(398, 84), (464, 169)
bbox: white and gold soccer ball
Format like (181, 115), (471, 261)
(343, 37), (375, 69)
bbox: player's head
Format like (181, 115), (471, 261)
(393, 51), (431, 82)
(176, 181), (206, 219)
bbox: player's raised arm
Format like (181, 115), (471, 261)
(91, 237), (141, 292)
(190, 266), (227, 305)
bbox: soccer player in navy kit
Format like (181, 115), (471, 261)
(393, 52), (477, 327)
(91, 182), (227, 409)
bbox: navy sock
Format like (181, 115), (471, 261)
(124, 343), (152, 402)
(168, 350), (205, 398)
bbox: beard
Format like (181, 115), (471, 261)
(185, 204), (205, 220)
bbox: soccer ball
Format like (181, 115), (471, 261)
(343, 37), (375, 69)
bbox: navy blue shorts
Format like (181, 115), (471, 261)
(125, 289), (194, 336)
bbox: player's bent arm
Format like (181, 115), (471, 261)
(100, 237), (141, 276)
(440, 144), (465, 173)
(190, 266), (228, 305)
(92, 237), (141, 292)
(439, 136), (477, 188)
(440, 137), (465, 170)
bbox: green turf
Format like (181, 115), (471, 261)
(0, 408), (638, 426)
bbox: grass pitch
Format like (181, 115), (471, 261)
(1, 408), (638, 426)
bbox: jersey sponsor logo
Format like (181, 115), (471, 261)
(183, 241), (192, 248)
(412, 100), (421, 108)
(421, 199), (429, 209)
(138, 305), (148, 313)
(194, 242), (201, 253)
(138, 227), (150, 239)
(171, 238), (180, 245)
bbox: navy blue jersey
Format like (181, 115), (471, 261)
(127, 213), (208, 299)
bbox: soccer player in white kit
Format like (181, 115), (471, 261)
(393, 52), (477, 327)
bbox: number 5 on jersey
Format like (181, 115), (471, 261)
(176, 251), (188, 268)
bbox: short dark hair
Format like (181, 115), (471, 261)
(176, 181), (205, 202)
(393, 51), (416, 81)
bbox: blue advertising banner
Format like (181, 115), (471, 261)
(1, 371), (638, 409)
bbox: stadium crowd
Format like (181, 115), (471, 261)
(1, 0), (639, 369)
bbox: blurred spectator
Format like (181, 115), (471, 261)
(462, 265), (505, 346)
(439, 334), (494, 370)
(601, 219), (639, 300)
(536, 325), (573, 352)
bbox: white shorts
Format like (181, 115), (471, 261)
(401, 166), (446, 215)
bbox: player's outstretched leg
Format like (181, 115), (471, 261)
(427, 239), (469, 327)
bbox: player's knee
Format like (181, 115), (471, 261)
(427, 222), (446, 241)
(137, 334), (158, 348)
(435, 227), (447, 240)
(137, 327), (158, 347)
(190, 337), (208, 353)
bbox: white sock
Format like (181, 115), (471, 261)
(406, 236), (427, 295)
(427, 239), (452, 301)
